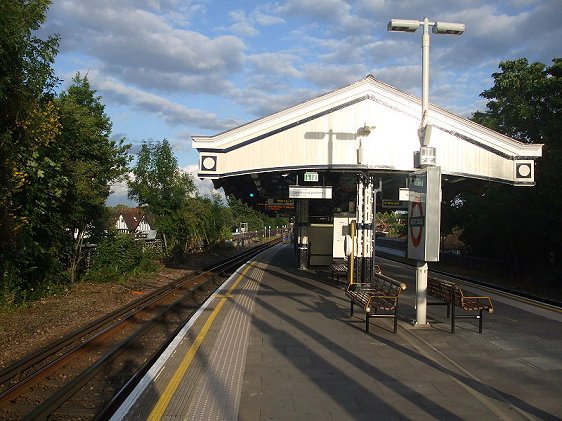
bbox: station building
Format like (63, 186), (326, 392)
(192, 75), (542, 275)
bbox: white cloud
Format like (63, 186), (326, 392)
(183, 164), (226, 201)
(229, 10), (259, 37)
(40, 0), (562, 167)
(107, 178), (137, 207)
(90, 73), (241, 131)
(247, 52), (303, 79)
(302, 63), (368, 89)
(279, 0), (372, 35)
(44, 1), (246, 92)
(252, 11), (285, 26)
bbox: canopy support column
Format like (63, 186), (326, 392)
(296, 199), (309, 269)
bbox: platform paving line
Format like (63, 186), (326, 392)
(183, 263), (264, 420)
(145, 261), (256, 420)
(110, 260), (257, 421)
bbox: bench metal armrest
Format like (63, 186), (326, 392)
(375, 273), (407, 291)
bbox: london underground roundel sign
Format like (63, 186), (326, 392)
(407, 166), (441, 262)
(409, 200), (424, 248)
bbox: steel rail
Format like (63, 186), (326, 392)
(23, 274), (211, 420)
(0, 240), (278, 420)
(376, 251), (562, 311)
(0, 241), (271, 390)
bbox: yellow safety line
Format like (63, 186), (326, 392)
(147, 262), (255, 420)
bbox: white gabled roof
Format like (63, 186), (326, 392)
(192, 75), (542, 186)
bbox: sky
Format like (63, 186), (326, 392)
(38, 0), (562, 205)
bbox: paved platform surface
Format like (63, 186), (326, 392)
(114, 244), (562, 421)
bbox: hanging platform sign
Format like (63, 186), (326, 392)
(289, 185), (332, 199)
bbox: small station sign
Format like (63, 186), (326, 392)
(303, 172), (319, 182)
(289, 185), (332, 199)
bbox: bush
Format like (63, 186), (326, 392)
(83, 234), (161, 283)
(1, 249), (69, 307)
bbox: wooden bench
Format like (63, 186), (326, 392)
(427, 277), (494, 333)
(345, 270), (406, 333)
(330, 258), (348, 285)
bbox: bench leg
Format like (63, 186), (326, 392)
(478, 309), (483, 333)
(365, 311), (370, 333)
(451, 304), (455, 334)
(446, 302), (451, 318)
(393, 307), (398, 333)
(350, 301), (354, 317)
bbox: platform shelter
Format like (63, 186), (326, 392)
(192, 75), (542, 274)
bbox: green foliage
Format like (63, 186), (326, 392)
(451, 58), (562, 280)
(128, 139), (235, 259)
(0, 0), (61, 229)
(54, 73), (131, 281)
(83, 234), (161, 283)
(227, 195), (265, 232)
(179, 193), (233, 251)
(128, 139), (194, 214)
(0, 0), (65, 303)
(226, 195), (288, 240)
(0, 245), (69, 305)
(376, 212), (406, 238)
(0, 3), (135, 302)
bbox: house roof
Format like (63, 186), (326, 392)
(114, 208), (154, 231)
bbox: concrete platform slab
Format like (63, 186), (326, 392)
(114, 243), (562, 421)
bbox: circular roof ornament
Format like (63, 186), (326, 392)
(516, 163), (531, 178)
(202, 156), (217, 171)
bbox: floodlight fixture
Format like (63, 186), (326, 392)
(432, 21), (465, 35)
(387, 19), (420, 33)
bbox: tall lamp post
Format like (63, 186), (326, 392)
(388, 18), (464, 157)
(388, 17), (464, 326)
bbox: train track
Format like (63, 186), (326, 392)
(0, 240), (279, 420)
(375, 248), (562, 311)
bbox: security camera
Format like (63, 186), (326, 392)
(432, 22), (465, 35)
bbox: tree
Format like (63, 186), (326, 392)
(454, 58), (562, 280)
(0, 0), (63, 301)
(196, 193), (233, 247)
(227, 195), (265, 233)
(128, 140), (196, 256)
(128, 140), (195, 214)
(54, 74), (131, 282)
(0, 0), (60, 229)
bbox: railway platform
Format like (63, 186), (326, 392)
(112, 243), (562, 420)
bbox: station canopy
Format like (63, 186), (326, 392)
(192, 75), (542, 213)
